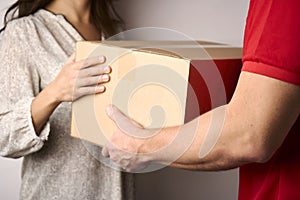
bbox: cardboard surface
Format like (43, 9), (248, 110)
(72, 41), (191, 146)
(71, 41), (242, 146)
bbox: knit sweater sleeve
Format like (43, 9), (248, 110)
(0, 19), (50, 158)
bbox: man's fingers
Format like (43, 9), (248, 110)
(106, 105), (118, 121)
(106, 105), (130, 128)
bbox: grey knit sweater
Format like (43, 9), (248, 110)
(0, 9), (134, 200)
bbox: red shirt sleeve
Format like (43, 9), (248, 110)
(242, 0), (300, 86)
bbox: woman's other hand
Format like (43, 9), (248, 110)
(50, 53), (111, 102)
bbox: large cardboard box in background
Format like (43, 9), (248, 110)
(71, 41), (242, 146)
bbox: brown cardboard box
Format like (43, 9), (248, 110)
(71, 41), (242, 146)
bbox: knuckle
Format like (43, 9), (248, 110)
(83, 59), (90, 66)
(75, 89), (83, 98)
(84, 68), (94, 77)
(92, 67), (101, 76)
(77, 60), (86, 69)
(72, 62), (81, 70)
(72, 93), (79, 101)
(88, 77), (98, 86)
(68, 72), (77, 80)
(85, 79), (92, 86)
(87, 87), (96, 95)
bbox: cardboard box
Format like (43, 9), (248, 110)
(71, 41), (242, 146)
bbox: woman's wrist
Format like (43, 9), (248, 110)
(31, 82), (62, 133)
(44, 81), (63, 106)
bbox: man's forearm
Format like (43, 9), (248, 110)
(103, 72), (300, 172)
(141, 72), (300, 171)
(143, 105), (253, 171)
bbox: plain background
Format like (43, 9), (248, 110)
(0, 0), (249, 199)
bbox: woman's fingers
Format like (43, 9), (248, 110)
(73, 56), (111, 98)
(75, 85), (106, 98)
(78, 65), (111, 78)
(76, 74), (110, 87)
(75, 56), (106, 69)
(56, 54), (111, 101)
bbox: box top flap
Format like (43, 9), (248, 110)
(77, 41), (242, 60)
(101, 40), (223, 47)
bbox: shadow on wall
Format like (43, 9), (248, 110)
(135, 167), (239, 200)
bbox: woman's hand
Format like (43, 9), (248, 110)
(50, 53), (111, 102)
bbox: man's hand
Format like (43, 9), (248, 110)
(101, 105), (152, 172)
(101, 72), (300, 172)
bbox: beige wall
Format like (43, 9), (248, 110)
(116, 0), (249, 46)
(0, 3), (22, 200)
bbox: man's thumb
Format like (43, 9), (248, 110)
(106, 105), (116, 120)
(106, 105), (143, 130)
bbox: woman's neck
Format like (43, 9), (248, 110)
(45, 0), (101, 41)
(46, 0), (91, 24)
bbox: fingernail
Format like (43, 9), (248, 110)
(98, 85), (105, 92)
(102, 74), (109, 82)
(104, 66), (111, 73)
(106, 106), (113, 116)
(99, 56), (105, 63)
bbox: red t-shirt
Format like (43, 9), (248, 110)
(239, 0), (300, 199)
